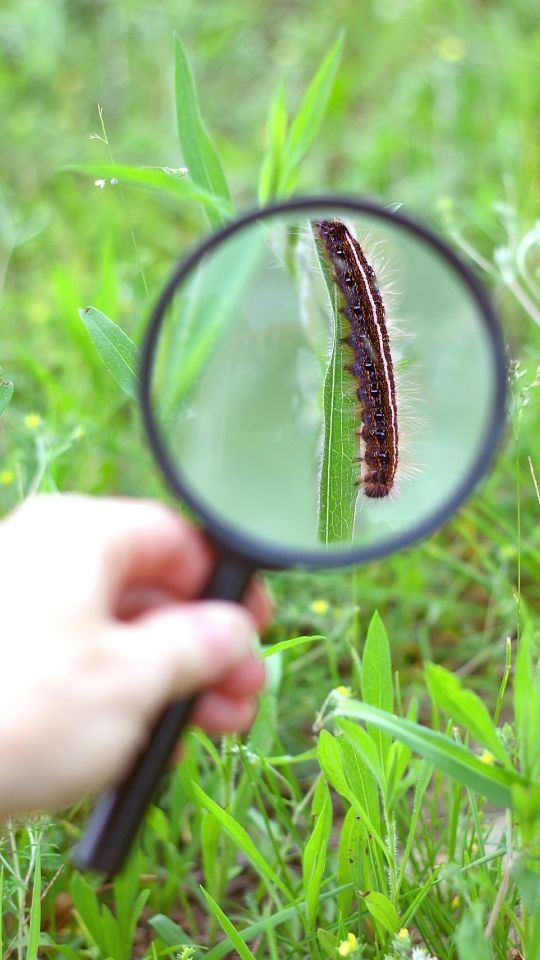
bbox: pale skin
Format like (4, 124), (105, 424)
(0, 495), (269, 819)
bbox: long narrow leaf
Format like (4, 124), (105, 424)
(174, 35), (231, 226)
(191, 782), (290, 897)
(200, 887), (257, 960)
(314, 224), (358, 542)
(25, 847), (41, 960)
(425, 662), (510, 766)
(0, 376), (13, 417)
(279, 33), (344, 194)
(302, 778), (332, 931)
(66, 163), (229, 215)
(334, 699), (528, 808)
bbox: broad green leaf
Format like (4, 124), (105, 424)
(361, 611), (393, 764)
(78, 306), (138, 400)
(362, 890), (400, 935)
(147, 914), (192, 946)
(302, 778), (332, 931)
(174, 35), (231, 226)
(339, 718), (385, 794)
(314, 223), (358, 542)
(334, 699), (528, 808)
(258, 82), (288, 205)
(200, 887), (257, 960)
(263, 634), (324, 658)
(455, 905), (491, 960)
(317, 729), (387, 862)
(317, 928), (338, 956)
(279, 33), (344, 194)
(191, 782), (290, 897)
(66, 163), (229, 216)
(25, 847), (41, 960)
(425, 662), (509, 765)
(0, 376), (13, 416)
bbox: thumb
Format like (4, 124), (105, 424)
(103, 601), (258, 718)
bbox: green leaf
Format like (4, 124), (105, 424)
(314, 223), (358, 543)
(302, 778), (332, 931)
(334, 699), (528, 808)
(78, 306), (139, 400)
(515, 618), (540, 778)
(361, 611), (393, 765)
(279, 33), (344, 194)
(258, 82), (288, 205)
(65, 163), (229, 216)
(174, 35), (232, 226)
(147, 914), (192, 946)
(362, 890), (400, 935)
(191, 782), (290, 897)
(0, 376), (14, 417)
(317, 928), (338, 956)
(200, 886), (257, 960)
(455, 905), (492, 959)
(425, 662), (509, 765)
(262, 634), (324, 658)
(70, 872), (107, 955)
(25, 847), (41, 960)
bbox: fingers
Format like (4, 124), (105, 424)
(190, 693), (258, 733)
(104, 600), (259, 718)
(116, 576), (272, 633)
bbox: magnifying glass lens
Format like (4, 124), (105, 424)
(148, 204), (501, 556)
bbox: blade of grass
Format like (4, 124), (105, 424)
(258, 82), (288, 205)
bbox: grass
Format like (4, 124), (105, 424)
(1, 1), (540, 957)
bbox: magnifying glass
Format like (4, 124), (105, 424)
(74, 195), (506, 874)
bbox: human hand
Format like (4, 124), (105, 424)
(0, 495), (269, 818)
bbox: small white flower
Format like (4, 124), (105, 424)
(94, 179), (106, 189)
(110, 177), (118, 186)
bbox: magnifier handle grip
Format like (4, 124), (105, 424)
(73, 554), (255, 876)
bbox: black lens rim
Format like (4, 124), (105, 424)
(140, 194), (507, 571)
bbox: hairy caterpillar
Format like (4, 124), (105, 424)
(313, 218), (399, 498)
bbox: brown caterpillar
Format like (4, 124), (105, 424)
(313, 218), (399, 498)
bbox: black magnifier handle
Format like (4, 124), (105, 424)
(73, 553), (256, 875)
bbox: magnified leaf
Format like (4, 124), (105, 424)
(313, 225), (358, 543)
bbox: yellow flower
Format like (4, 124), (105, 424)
(337, 932), (358, 956)
(311, 598), (330, 615)
(480, 750), (495, 765)
(0, 469), (14, 486)
(451, 894), (461, 909)
(24, 413), (42, 430)
(436, 36), (466, 62)
(398, 927), (410, 940)
(335, 686), (352, 698)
